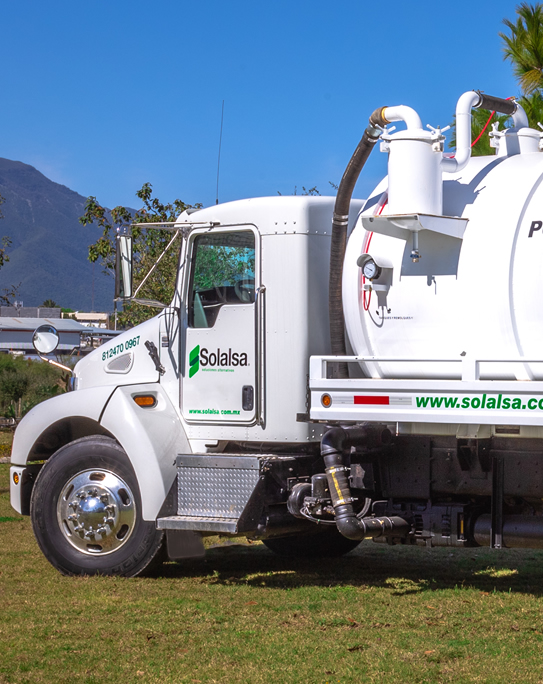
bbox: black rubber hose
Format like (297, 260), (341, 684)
(329, 114), (383, 378)
(322, 425), (410, 541)
(475, 92), (517, 116)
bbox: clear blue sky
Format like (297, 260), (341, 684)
(0, 0), (521, 210)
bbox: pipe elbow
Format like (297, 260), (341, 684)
(321, 425), (369, 458)
(512, 102), (529, 129)
(321, 426), (348, 458)
(457, 90), (481, 116)
(381, 105), (423, 131)
(369, 107), (389, 129)
(336, 514), (366, 540)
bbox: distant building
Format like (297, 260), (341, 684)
(66, 312), (110, 329)
(0, 307), (61, 318)
(0, 317), (118, 354)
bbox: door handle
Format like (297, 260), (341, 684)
(242, 385), (254, 412)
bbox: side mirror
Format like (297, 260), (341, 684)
(33, 324), (60, 354)
(115, 232), (133, 300)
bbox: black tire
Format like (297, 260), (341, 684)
(30, 435), (164, 577)
(262, 528), (362, 558)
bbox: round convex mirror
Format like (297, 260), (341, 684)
(33, 325), (60, 355)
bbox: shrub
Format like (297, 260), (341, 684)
(0, 355), (66, 419)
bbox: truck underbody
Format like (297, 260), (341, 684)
(155, 428), (543, 557)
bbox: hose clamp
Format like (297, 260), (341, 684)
(335, 497), (355, 505)
(327, 465), (349, 475)
(333, 214), (349, 225)
(366, 124), (383, 140)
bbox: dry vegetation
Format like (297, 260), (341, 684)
(2, 460), (543, 683)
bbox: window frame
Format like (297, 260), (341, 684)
(186, 226), (259, 329)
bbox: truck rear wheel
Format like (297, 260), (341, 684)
(262, 528), (361, 558)
(30, 436), (164, 577)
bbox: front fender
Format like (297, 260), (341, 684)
(11, 386), (117, 466)
(100, 383), (191, 521)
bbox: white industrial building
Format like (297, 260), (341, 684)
(0, 318), (118, 354)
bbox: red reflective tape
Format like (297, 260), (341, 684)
(354, 396), (390, 405)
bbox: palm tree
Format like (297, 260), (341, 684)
(449, 4), (543, 156)
(449, 109), (511, 157)
(500, 3), (543, 96)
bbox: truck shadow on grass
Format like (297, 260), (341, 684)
(155, 542), (543, 596)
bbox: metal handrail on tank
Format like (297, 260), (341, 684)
(309, 355), (543, 383)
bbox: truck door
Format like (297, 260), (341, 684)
(181, 226), (261, 425)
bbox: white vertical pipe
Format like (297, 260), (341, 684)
(442, 91), (480, 174)
(442, 92), (527, 174)
(512, 103), (529, 128)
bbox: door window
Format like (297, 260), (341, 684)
(189, 231), (255, 328)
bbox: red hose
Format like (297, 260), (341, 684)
(471, 97), (514, 149)
(471, 110), (495, 148)
(362, 231), (374, 311)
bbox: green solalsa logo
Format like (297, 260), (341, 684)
(189, 343), (248, 377)
(189, 345), (200, 378)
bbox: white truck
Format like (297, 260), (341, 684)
(11, 89), (543, 576)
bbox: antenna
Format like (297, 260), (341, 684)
(216, 100), (224, 205)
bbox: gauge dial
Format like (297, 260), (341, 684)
(362, 259), (381, 280)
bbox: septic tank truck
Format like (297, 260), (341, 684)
(11, 90), (543, 576)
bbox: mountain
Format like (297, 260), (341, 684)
(0, 158), (113, 311)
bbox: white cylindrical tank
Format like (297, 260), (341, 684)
(382, 128), (444, 216)
(343, 148), (543, 381)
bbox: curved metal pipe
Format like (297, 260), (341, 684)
(380, 105), (423, 131)
(511, 103), (529, 129)
(442, 90), (526, 174)
(441, 91), (480, 174)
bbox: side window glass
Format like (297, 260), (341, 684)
(189, 231), (255, 328)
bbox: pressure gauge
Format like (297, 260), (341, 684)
(357, 254), (382, 281)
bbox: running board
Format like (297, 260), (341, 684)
(157, 515), (239, 534)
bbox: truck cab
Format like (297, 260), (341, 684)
(10, 196), (364, 576)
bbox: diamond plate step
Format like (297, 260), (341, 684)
(157, 515), (239, 534)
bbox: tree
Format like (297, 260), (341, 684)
(449, 109), (512, 157)
(0, 195), (17, 305)
(449, 4), (543, 156)
(277, 185), (321, 196)
(500, 2), (543, 95)
(0, 281), (21, 307)
(0, 195), (10, 268)
(80, 183), (200, 327)
(0, 354), (65, 419)
(40, 299), (59, 308)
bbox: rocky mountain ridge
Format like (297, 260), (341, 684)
(0, 157), (112, 311)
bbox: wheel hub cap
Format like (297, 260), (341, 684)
(57, 469), (136, 555)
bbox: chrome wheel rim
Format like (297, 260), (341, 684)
(57, 469), (136, 555)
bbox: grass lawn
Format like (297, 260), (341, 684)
(1, 461), (543, 683)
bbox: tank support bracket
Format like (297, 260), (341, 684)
(490, 454), (505, 549)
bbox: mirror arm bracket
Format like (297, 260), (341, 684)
(37, 354), (74, 375)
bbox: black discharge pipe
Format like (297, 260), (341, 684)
(321, 425), (410, 541)
(329, 109), (387, 378)
(475, 91), (517, 116)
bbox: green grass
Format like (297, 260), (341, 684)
(2, 462), (543, 683)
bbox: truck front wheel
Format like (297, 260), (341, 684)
(30, 436), (164, 577)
